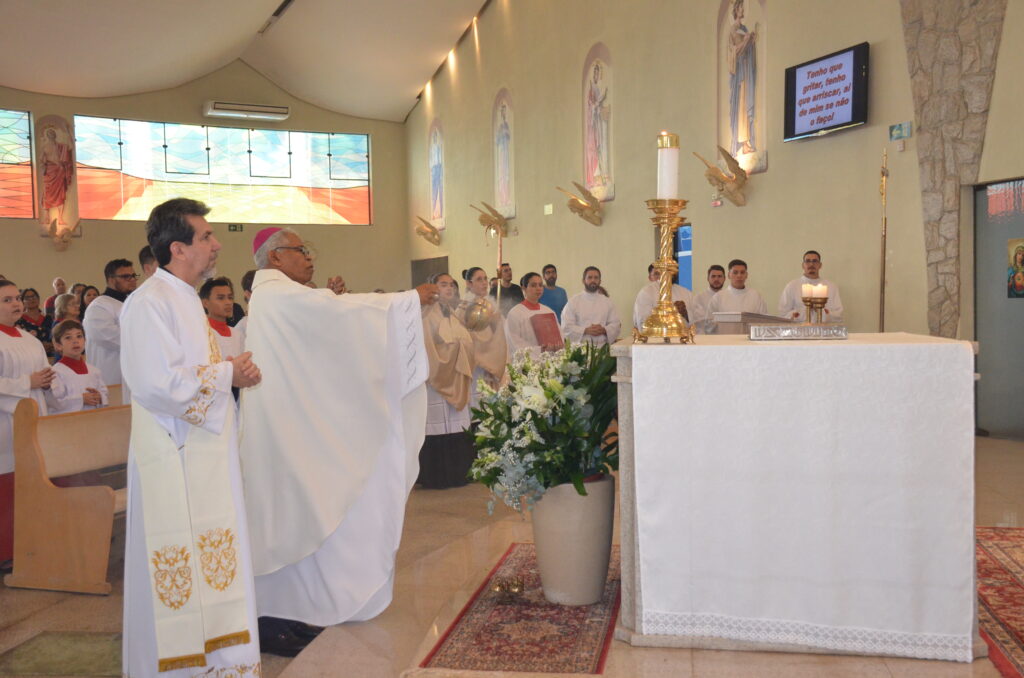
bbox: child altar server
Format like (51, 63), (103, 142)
(49, 319), (109, 414)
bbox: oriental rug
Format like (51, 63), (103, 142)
(413, 543), (619, 676)
(978, 527), (1024, 678)
(0, 631), (120, 676)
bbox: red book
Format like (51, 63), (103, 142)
(529, 313), (562, 348)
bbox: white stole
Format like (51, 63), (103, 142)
(132, 331), (250, 672)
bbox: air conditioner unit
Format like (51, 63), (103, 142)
(202, 100), (290, 121)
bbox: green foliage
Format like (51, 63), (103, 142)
(470, 342), (618, 512)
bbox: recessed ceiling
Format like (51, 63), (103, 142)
(0, 0), (485, 122)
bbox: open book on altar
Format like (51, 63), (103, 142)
(530, 312), (563, 347)
(711, 311), (792, 335)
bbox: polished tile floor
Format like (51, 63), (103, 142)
(1, 436), (1019, 677)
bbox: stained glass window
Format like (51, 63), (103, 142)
(0, 109), (34, 218)
(74, 115), (371, 225)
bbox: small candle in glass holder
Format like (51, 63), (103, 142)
(812, 284), (828, 298)
(801, 283), (814, 297)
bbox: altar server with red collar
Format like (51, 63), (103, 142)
(48, 319), (108, 414)
(200, 277), (244, 361)
(0, 279), (53, 564)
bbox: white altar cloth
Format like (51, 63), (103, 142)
(630, 333), (975, 661)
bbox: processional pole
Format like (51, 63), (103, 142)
(879, 148), (889, 333)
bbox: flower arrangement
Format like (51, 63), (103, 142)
(470, 343), (618, 512)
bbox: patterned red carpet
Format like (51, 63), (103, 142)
(417, 543), (619, 675)
(977, 527), (1024, 678)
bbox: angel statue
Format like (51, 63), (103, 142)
(556, 181), (604, 226)
(414, 217), (441, 246)
(693, 146), (748, 207)
(470, 201), (509, 239)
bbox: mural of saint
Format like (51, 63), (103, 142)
(719, 0), (766, 174)
(583, 43), (613, 201)
(428, 119), (444, 227)
(39, 122), (74, 227)
(1009, 239), (1024, 298)
(493, 89), (515, 218)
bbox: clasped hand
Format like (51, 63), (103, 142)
(229, 351), (262, 388)
(82, 388), (103, 406)
(30, 368), (54, 390)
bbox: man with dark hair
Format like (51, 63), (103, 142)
(690, 264), (726, 332)
(120, 197), (263, 673)
(82, 257), (138, 386)
(706, 258), (767, 317)
(561, 266), (621, 346)
(633, 262), (693, 329)
(138, 245), (157, 278)
(489, 262), (523, 316)
(538, 264), (568, 321)
(200, 276), (243, 361)
(778, 250), (844, 322)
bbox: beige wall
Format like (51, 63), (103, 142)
(407, 0), (1021, 335)
(979, 0), (1024, 185)
(0, 60), (409, 297)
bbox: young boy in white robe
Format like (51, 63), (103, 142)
(48, 319), (108, 414)
(200, 276), (244, 360)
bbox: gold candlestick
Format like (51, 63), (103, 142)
(802, 296), (828, 324)
(635, 198), (694, 344)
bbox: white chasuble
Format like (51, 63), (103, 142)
(706, 285), (768, 315)
(778, 276), (844, 322)
(121, 268), (259, 677)
(632, 281), (693, 330)
(561, 290), (622, 347)
(240, 269), (428, 625)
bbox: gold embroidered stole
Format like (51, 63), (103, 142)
(132, 328), (251, 672)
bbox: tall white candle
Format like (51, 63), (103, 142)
(656, 131), (679, 200)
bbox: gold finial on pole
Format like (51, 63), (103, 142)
(879, 148), (889, 332)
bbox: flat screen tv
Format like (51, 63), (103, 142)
(784, 42), (869, 142)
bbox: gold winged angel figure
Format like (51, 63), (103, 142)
(693, 146), (748, 206)
(415, 216), (441, 246)
(556, 181), (603, 226)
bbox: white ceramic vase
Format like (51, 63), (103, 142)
(530, 474), (615, 605)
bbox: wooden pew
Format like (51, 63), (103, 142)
(3, 398), (130, 594)
(107, 383), (123, 406)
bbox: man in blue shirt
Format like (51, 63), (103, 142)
(539, 263), (568, 321)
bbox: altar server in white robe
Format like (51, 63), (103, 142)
(83, 258), (137, 387)
(240, 227), (438, 627)
(633, 263), (693, 329)
(689, 264), (726, 333)
(120, 198), (263, 677)
(48, 320), (108, 414)
(705, 258), (768, 316)
(778, 249), (844, 322)
(561, 266), (621, 347)
(0, 279), (53, 564)
(199, 277), (245, 361)
(504, 272), (562, 358)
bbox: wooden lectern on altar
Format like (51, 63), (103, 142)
(710, 311), (792, 334)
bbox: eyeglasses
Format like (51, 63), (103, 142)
(274, 245), (312, 258)
(115, 273), (140, 280)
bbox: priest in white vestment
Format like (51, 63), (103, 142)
(633, 263), (693, 329)
(689, 264), (726, 333)
(121, 199), (263, 676)
(83, 258), (137, 387)
(504, 272), (561, 358)
(457, 267), (507, 407)
(705, 259), (768, 318)
(561, 266), (621, 347)
(0, 279), (53, 563)
(778, 249), (844, 322)
(240, 227), (438, 627)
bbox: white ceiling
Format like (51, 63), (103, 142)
(1, 0), (485, 122)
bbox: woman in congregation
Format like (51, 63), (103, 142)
(78, 285), (99, 314)
(15, 288), (53, 356)
(418, 272), (477, 489)
(504, 272), (562, 358)
(457, 266), (507, 407)
(53, 292), (80, 324)
(0, 279), (54, 565)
